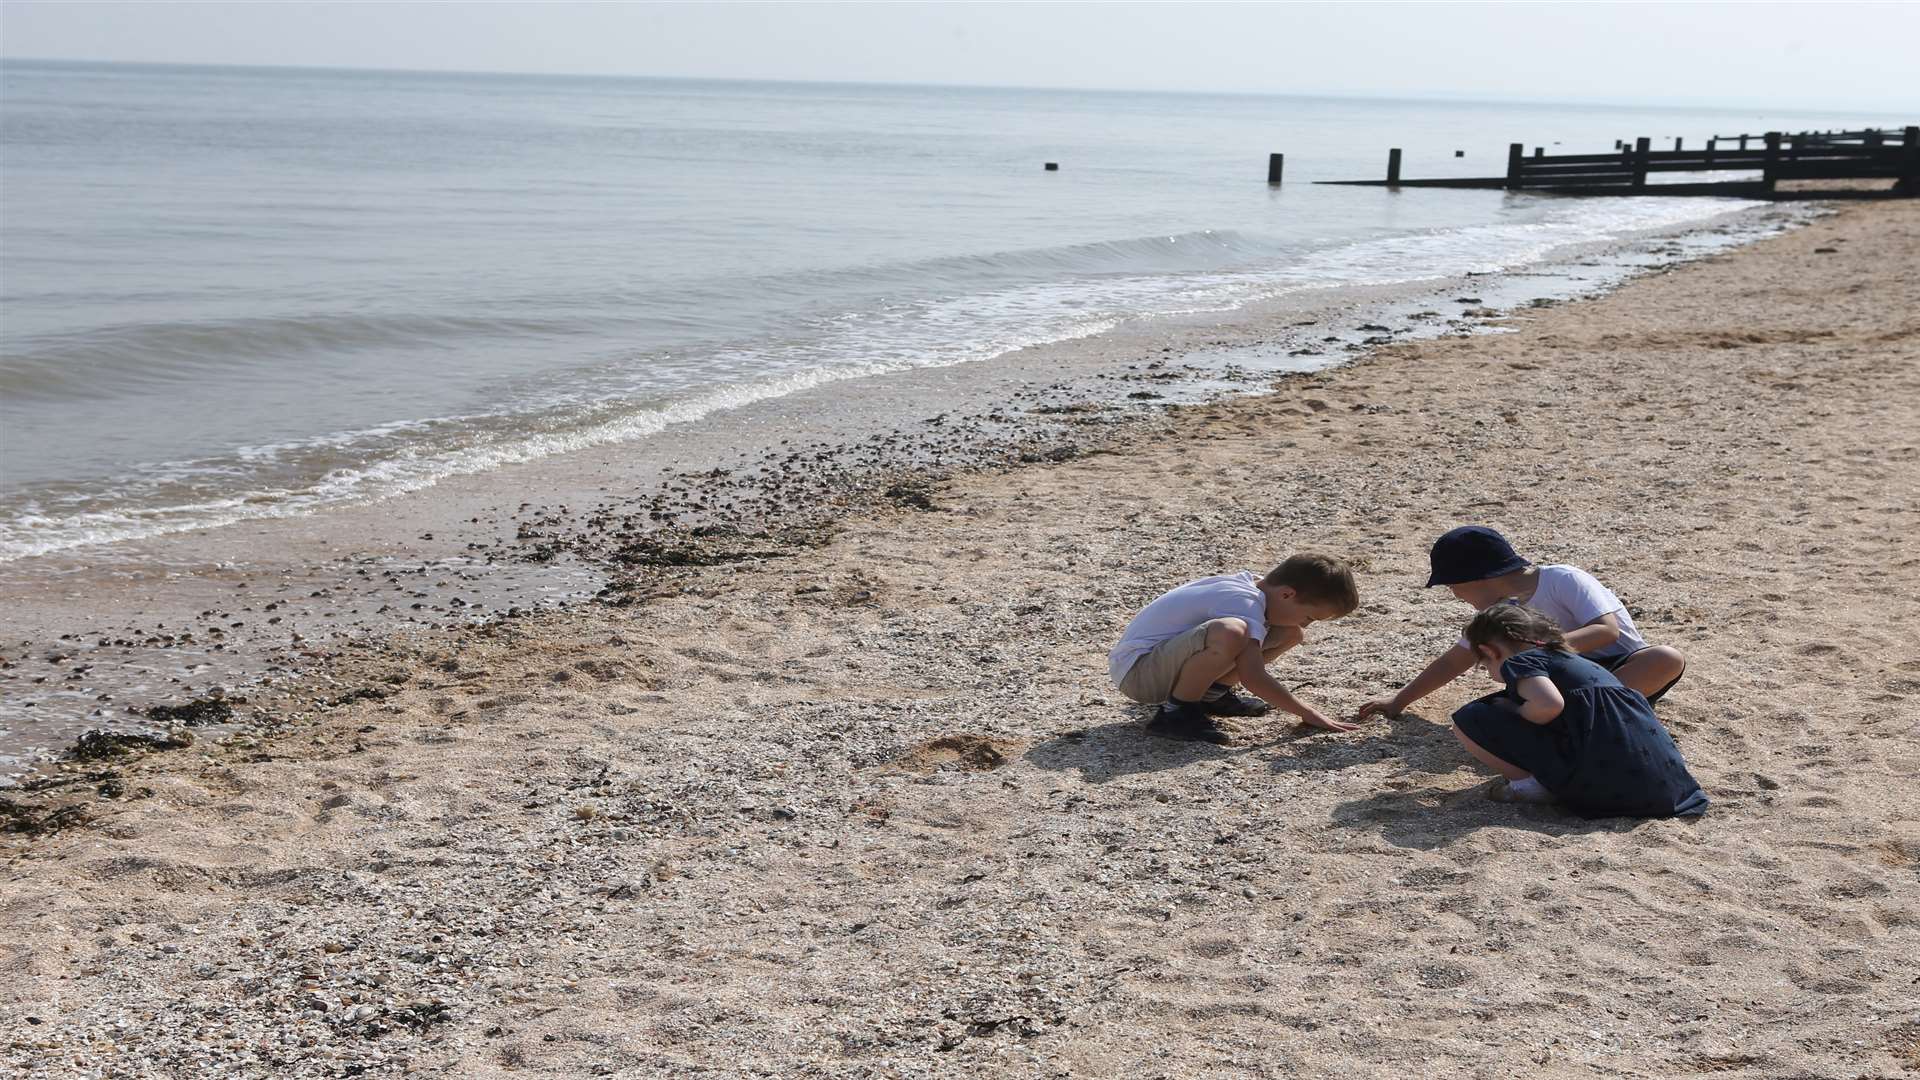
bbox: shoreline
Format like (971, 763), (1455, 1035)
(3, 197), (1917, 1077)
(0, 199), (1800, 782)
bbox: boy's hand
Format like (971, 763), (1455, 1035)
(1354, 698), (1402, 721)
(1297, 707), (1357, 733)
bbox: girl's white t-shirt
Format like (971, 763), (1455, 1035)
(1460, 564), (1647, 661)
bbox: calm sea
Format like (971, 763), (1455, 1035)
(0, 61), (1896, 560)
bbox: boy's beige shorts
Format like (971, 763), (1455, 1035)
(1116, 623), (1214, 704)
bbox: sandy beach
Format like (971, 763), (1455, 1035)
(3, 195), (1917, 1079)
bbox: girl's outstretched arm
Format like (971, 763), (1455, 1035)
(1513, 676), (1565, 724)
(1355, 644), (1474, 719)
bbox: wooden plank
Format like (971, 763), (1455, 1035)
(1526, 151), (1658, 165)
(1518, 175), (1640, 187)
(1520, 148), (1805, 166)
(1315, 177), (1507, 188)
(1522, 180), (1772, 197)
(1506, 143), (1523, 189)
(1522, 157), (1887, 177)
(1640, 147), (1892, 163)
(1312, 176), (1904, 198)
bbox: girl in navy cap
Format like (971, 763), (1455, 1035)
(1356, 526), (1686, 724)
(1451, 603), (1707, 815)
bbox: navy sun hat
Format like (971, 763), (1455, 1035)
(1426, 526), (1531, 587)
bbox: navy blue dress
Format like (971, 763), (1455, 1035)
(1453, 648), (1709, 818)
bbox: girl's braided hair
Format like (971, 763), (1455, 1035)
(1463, 602), (1573, 654)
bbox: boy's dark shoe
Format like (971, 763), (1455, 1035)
(1147, 703), (1234, 745)
(1201, 688), (1271, 718)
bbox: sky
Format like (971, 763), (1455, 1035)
(2, 1), (1917, 112)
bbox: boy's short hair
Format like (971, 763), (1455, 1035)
(1262, 553), (1360, 615)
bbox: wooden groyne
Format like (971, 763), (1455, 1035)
(1309, 126), (1918, 198)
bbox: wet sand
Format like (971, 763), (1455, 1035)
(2, 198), (1917, 1078)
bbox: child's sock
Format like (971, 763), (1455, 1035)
(1159, 696), (1202, 715)
(1200, 684), (1230, 702)
(1508, 777), (1548, 799)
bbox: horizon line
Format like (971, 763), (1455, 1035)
(5, 54), (1914, 119)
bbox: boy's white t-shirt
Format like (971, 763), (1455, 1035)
(1458, 564), (1646, 661)
(1109, 571), (1268, 686)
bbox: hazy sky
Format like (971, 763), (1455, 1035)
(3, 1), (1916, 111)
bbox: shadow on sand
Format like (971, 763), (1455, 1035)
(1026, 709), (1460, 784)
(1329, 782), (1700, 851)
(1023, 713), (1243, 783)
(1256, 710), (1466, 776)
(1026, 707), (1702, 850)
(1311, 714), (1710, 849)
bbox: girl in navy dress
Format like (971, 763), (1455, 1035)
(1451, 603), (1709, 818)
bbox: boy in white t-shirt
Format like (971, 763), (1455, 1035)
(1109, 553), (1360, 744)
(1355, 526), (1687, 722)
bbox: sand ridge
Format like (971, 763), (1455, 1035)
(2, 200), (1917, 1078)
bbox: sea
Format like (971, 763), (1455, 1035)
(5, 60), (1904, 560)
(0, 59), (1905, 774)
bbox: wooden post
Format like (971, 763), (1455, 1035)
(1866, 130), (1884, 147)
(1533, 147), (1544, 158)
(1632, 137), (1651, 190)
(1267, 153), (1284, 184)
(1899, 126), (1920, 195)
(1739, 134), (1749, 150)
(1386, 148), (1402, 185)
(1674, 137), (1683, 151)
(1506, 143), (1524, 189)
(1762, 131), (1781, 192)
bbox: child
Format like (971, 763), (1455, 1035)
(1108, 553), (1359, 743)
(1356, 526), (1686, 722)
(1451, 603), (1708, 817)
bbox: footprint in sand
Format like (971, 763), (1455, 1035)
(893, 734), (1020, 773)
